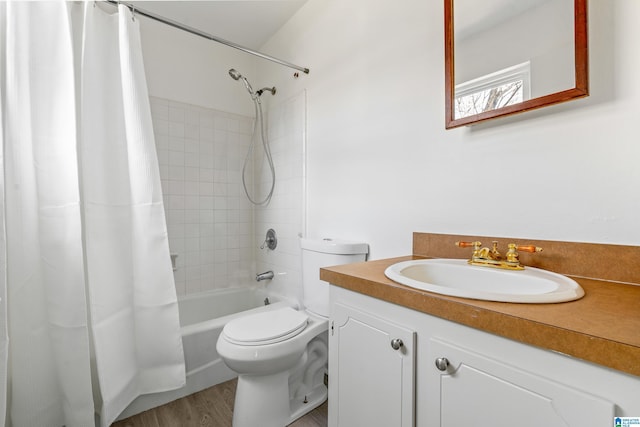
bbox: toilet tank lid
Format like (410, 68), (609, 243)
(300, 238), (369, 255)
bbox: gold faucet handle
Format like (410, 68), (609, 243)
(455, 241), (481, 249)
(456, 241), (482, 259)
(515, 245), (543, 253)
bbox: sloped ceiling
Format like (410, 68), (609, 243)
(128, 0), (309, 50)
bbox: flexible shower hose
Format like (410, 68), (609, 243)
(242, 97), (275, 205)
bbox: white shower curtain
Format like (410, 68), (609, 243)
(0, 3), (186, 427)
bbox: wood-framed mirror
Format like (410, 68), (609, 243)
(445, 0), (588, 129)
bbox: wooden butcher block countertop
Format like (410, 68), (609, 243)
(321, 253), (640, 378)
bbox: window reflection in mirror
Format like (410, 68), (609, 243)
(455, 61), (530, 119)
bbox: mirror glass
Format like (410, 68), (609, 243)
(445, 0), (588, 129)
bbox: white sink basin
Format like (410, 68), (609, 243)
(384, 258), (584, 303)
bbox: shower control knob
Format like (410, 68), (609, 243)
(390, 338), (404, 350)
(260, 228), (278, 250)
(435, 357), (450, 371)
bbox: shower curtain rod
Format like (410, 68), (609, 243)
(103, 0), (310, 74)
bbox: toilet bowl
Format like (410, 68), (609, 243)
(217, 307), (327, 376)
(216, 238), (368, 427)
(217, 308), (328, 427)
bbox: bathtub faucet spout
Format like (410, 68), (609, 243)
(256, 271), (274, 282)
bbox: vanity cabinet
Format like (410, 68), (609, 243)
(329, 285), (640, 427)
(328, 302), (416, 427)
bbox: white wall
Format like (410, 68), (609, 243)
(259, 0), (640, 260)
(139, 17), (256, 116)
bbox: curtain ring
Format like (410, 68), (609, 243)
(131, 6), (136, 22)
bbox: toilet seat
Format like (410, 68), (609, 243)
(223, 307), (309, 346)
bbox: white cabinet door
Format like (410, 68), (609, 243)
(329, 303), (416, 427)
(427, 337), (614, 427)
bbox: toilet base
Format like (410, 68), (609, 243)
(233, 371), (290, 427)
(231, 333), (328, 427)
(233, 372), (328, 427)
(288, 381), (327, 424)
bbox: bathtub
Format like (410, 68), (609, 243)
(116, 287), (297, 420)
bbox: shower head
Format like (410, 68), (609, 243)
(228, 68), (255, 97)
(228, 69), (242, 81)
(228, 68), (276, 99)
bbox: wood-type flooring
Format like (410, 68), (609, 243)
(112, 378), (327, 427)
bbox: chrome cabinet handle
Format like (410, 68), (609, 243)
(435, 357), (450, 371)
(390, 338), (404, 350)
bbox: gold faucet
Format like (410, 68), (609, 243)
(455, 240), (542, 270)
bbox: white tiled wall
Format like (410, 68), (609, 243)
(255, 91), (306, 303)
(149, 92), (305, 300)
(150, 96), (255, 296)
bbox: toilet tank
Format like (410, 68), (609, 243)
(301, 238), (369, 317)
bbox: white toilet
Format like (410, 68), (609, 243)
(216, 238), (368, 427)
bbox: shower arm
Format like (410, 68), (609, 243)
(256, 87), (276, 96)
(104, 0), (310, 75)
